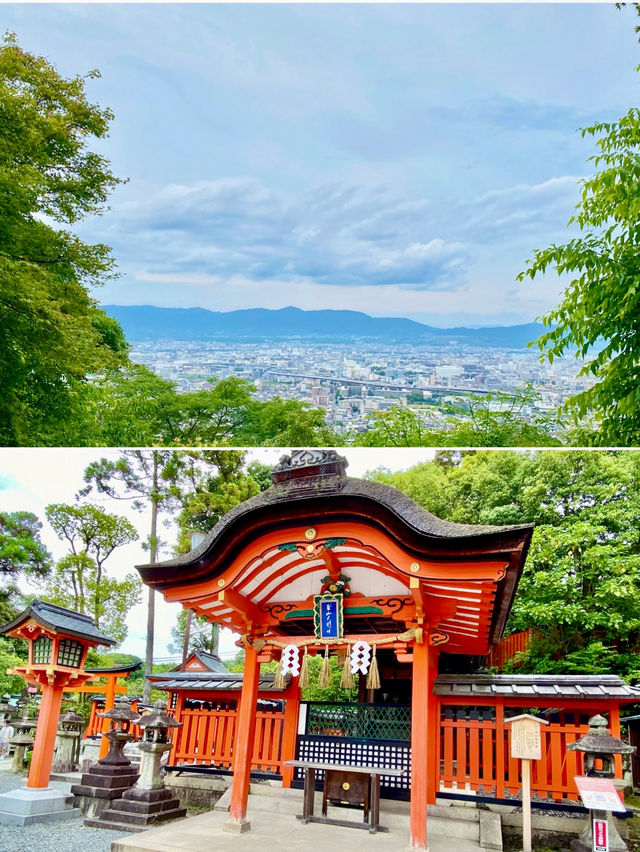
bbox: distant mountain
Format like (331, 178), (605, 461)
(103, 305), (545, 348)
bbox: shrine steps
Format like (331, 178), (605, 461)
(239, 782), (501, 849)
(110, 804), (486, 852)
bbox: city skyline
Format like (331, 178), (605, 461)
(4, 3), (638, 326)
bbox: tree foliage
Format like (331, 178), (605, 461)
(354, 386), (561, 447)
(0, 511), (52, 622)
(42, 503), (140, 643)
(519, 69), (640, 442)
(0, 32), (128, 445)
(373, 450), (640, 676)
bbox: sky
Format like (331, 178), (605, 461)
(0, 447), (438, 661)
(5, 2), (639, 326)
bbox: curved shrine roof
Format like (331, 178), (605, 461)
(137, 451), (534, 654)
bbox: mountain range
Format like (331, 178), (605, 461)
(103, 305), (544, 348)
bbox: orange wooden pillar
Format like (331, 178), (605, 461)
(26, 683), (65, 789)
(98, 673), (118, 759)
(426, 650), (441, 805)
(410, 638), (433, 851)
(280, 681), (302, 788)
(227, 644), (260, 830)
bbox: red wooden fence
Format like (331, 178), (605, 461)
(83, 699), (624, 804)
(439, 709), (623, 802)
(169, 707), (284, 773)
(486, 630), (535, 669)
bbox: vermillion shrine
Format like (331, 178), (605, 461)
(136, 450), (640, 851)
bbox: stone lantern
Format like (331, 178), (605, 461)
(0, 600), (115, 825)
(52, 711), (84, 773)
(85, 700), (186, 831)
(568, 714), (636, 852)
(71, 698), (141, 820)
(9, 711), (37, 773)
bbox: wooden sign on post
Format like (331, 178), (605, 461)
(506, 714), (549, 852)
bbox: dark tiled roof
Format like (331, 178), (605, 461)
(435, 674), (640, 701)
(0, 599), (115, 646)
(147, 671), (286, 692)
(85, 662), (142, 674)
(140, 474), (532, 573)
(187, 651), (229, 673)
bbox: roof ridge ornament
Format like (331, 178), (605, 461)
(271, 449), (348, 484)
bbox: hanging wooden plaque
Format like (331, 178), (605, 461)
(314, 594), (344, 640)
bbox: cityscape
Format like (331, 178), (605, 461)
(130, 338), (594, 436)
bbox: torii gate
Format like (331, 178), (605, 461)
(137, 450), (533, 851)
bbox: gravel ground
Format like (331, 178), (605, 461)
(0, 770), (128, 852)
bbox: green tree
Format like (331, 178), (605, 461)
(443, 386), (562, 447)
(43, 503), (140, 643)
(355, 386), (560, 447)
(172, 450), (261, 550)
(237, 397), (340, 446)
(354, 407), (437, 447)
(0, 33), (128, 445)
(81, 451), (184, 700)
(0, 511), (52, 622)
(518, 60), (640, 442)
(167, 609), (220, 658)
(376, 450), (640, 676)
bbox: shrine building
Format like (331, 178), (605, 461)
(135, 450), (637, 851)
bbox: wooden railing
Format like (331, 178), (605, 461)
(486, 629), (535, 669)
(169, 707), (285, 773)
(439, 709), (622, 802)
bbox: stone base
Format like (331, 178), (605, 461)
(223, 818), (252, 834)
(84, 786), (187, 833)
(71, 762), (139, 816)
(0, 786), (80, 825)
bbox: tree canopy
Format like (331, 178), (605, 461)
(519, 52), (640, 443)
(372, 450), (640, 678)
(0, 32), (129, 445)
(42, 503), (140, 643)
(354, 386), (562, 447)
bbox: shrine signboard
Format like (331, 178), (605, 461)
(573, 776), (626, 813)
(510, 715), (544, 760)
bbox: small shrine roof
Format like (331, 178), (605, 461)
(175, 651), (229, 674)
(0, 599), (115, 646)
(435, 674), (640, 701)
(85, 661), (142, 674)
(147, 670), (286, 693)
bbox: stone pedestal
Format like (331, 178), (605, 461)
(71, 730), (139, 820)
(9, 715), (36, 773)
(52, 729), (81, 773)
(0, 786), (79, 825)
(571, 811), (628, 852)
(85, 740), (186, 832)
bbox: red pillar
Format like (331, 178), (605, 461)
(280, 682), (302, 788)
(410, 639), (432, 850)
(426, 650), (441, 804)
(27, 682), (65, 789)
(99, 673), (117, 759)
(227, 644), (260, 827)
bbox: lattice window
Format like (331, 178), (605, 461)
(32, 636), (52, 664)
(57, 638), (83, 667)
(306, 703), (411, 741)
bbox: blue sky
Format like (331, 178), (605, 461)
(6, 3), (639, 325)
